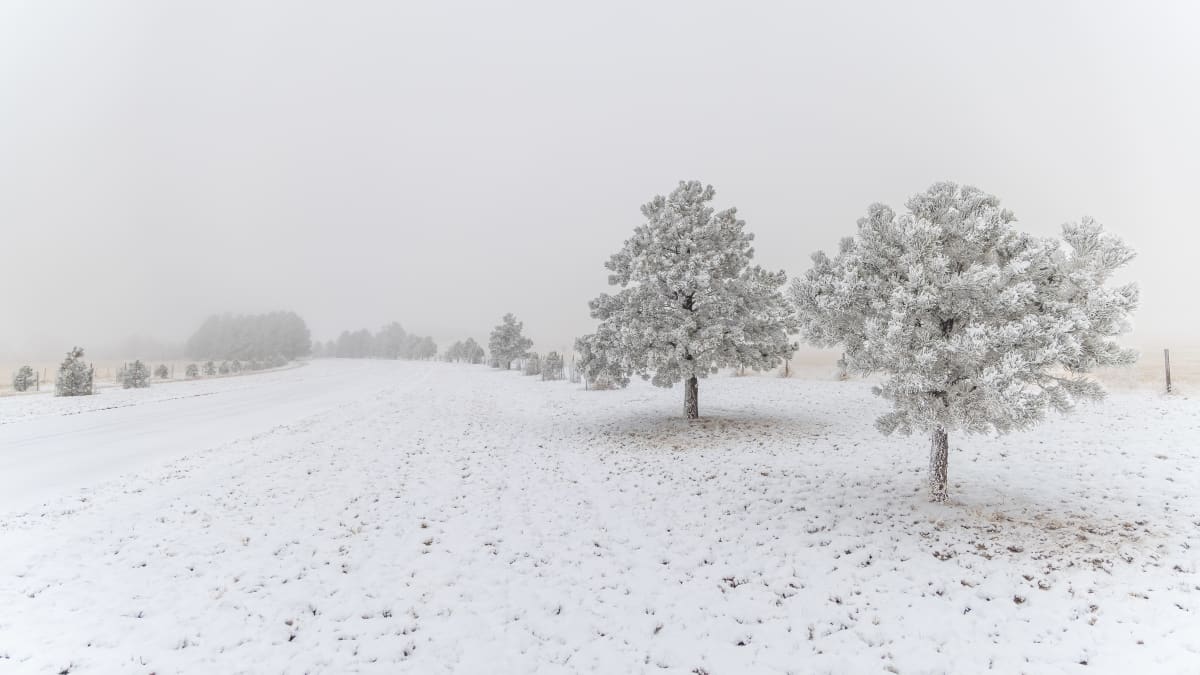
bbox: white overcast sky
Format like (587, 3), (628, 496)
(1, 0), (1197, 357)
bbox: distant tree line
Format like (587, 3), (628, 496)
(313, 322), (438, 360)
(443, 338), (485, 364)
(185, 311), (311, 361)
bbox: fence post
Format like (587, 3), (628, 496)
(1164, 348), (1172, 394)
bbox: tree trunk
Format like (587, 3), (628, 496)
(929, 426), (949, 503)
(684, 376), (699, 420)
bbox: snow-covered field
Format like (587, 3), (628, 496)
(0, 360), (1197, 673)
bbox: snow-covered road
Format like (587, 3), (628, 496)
(0, 361), (1197, 673)
(0, 362), (419, 513)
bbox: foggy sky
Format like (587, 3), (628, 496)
(2, 1), (1198, 359)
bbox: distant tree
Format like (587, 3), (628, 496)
(55, 347), (94, 396)
(464, 338), (485, 364)
(791, 182), (1139, 502)
(542, 351), (564, 381)
(154, 364), (169, 379)
(523, 352), (541, 376)
(266, 353), (286, 368)
(121, 360), (151, 389)
(12, 365), (35, 392)
(578, 181), (797, 419)
(218, 361), (231, 375)
(202, 360), (217, 376)
(444, 341), (465, 362)
(230, 359), (242, 373)
(488, 313), (533, 370)
(186, 363), (200, 378)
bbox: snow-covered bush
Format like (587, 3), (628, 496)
(218, 361), (230, 375)
(523, 352), (541, 376)
(12, 365), (35, 392)
(792, 182), (1139, 502)
(231, 360), (242, 373)
(121, 360), (151, 389)
(578, 180), (798, 419)
(55, 347), (94, 397)
(186, 363), (200, 378)
(265, 353), (286, 368)
(488, 314), (533, 370)
(542, 351), (564, 381)
(154, 364), (169, 379)
(202, 361), (217, 376)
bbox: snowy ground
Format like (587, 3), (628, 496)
(0, 361), (1197, 673)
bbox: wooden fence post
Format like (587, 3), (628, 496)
(1164, 348), (1172, 394)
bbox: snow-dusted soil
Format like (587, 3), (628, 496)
(0, 361), (1197, 674)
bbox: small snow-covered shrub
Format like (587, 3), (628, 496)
(12, 365), (34, 392)
(186, 363), (200, 378)
(230, 360), (242, 373)
(55, 347), (94, 397)
(12, 365), (35, 392)
(202, 361), (217, 376)
(523, 352), (541, 376)
(218, 361), (230, 375)
(121, 360), (151, 389)
(542, 352), (564, 381)
(154, 364), (169, 379)
(588, 373), (620, 391)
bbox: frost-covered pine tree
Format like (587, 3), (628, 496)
(219, 361), (230, 374)
(791, 182), (1138, 502)
(186, 363), (200, 378)
(121, 360), (151, 389)
(154, 364), (169, 379)
(488, 313), (533, 370)
(203, 360), (217, 376)
(12, 365), (35, 392)
(55, 347), (94, 397)
(578, 180), (798, 419)
(230, 360), (242, 373)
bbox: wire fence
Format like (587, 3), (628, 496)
(3, 346), (1195, 396)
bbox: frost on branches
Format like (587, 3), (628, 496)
(488, 314), (533, 370)
(791, 182), (1138, 502)
(578, 180), (798, 420)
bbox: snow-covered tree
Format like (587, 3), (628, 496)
(577, 180), (798, 419)
(186, 363), (200, 378)
(231, 360), (242, 373)
(488, 313), (533, 370)
(12, 365), (35, 392)
(523, 352), (541, 376)
(469, 340), (485, 364)
(203, 360), (217, 376)
(542, 351), (564, 381)
(121, 360), (151, 389)
(154, 364), (169, 379)
(55, 347), (94, 396)
(219, 361), (231, 375)
(791, 182), (1139, 502)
